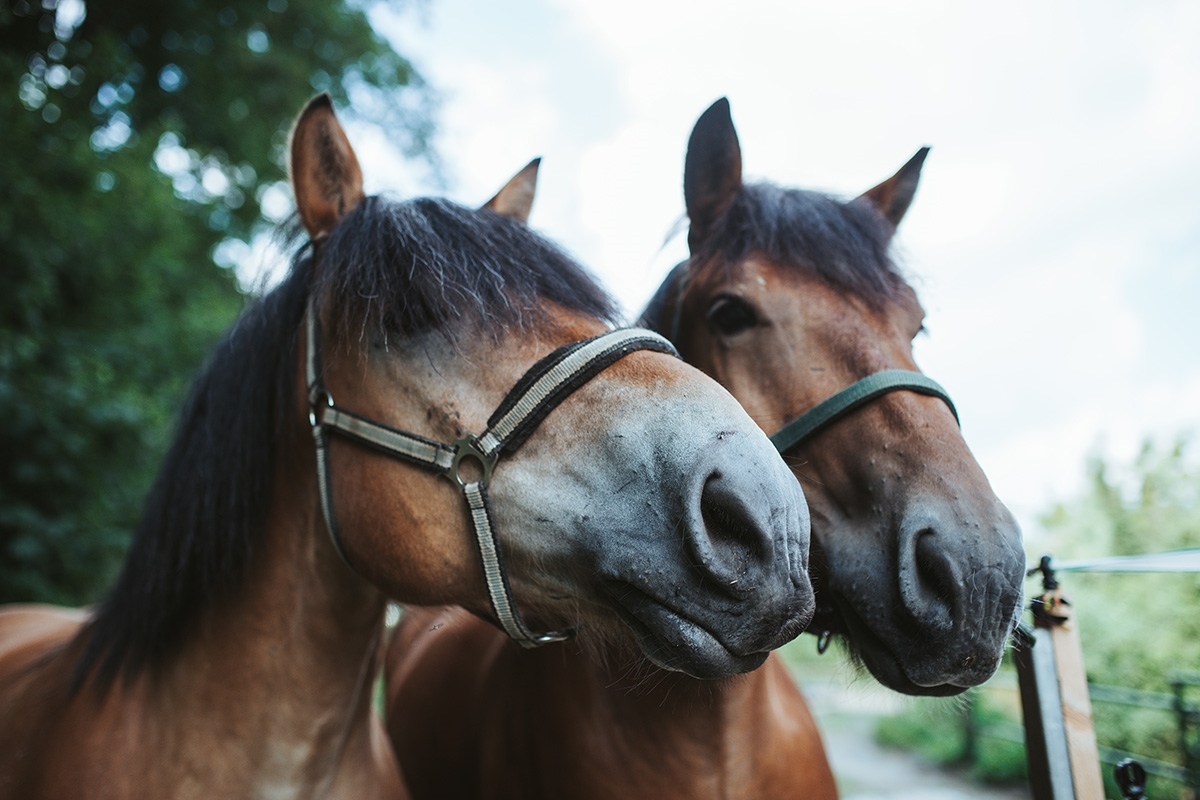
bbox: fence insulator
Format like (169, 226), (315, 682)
(1114, 758), (1147, 799)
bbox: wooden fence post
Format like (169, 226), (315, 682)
(1016, 557), (1105, 799)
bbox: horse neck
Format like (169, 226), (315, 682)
(148, 434), (392, 795)
(590, 657), (768, 745)
(515, 646), (782, 793)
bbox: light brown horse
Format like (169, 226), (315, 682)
(653, 99), (1025, 695)
(384, 99), (1025, 799)
(0, 97), (813, 799)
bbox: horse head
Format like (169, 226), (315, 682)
(642, 98), (1024, 695)
(289, 96), (814, 679)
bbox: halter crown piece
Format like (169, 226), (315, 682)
(304, 295), (678, 647)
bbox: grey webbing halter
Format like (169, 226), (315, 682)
(304, 296), (677, 647)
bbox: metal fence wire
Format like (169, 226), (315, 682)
(1016, 549), (1200, 800)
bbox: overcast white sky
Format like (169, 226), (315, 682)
(338, 0), (1200, 546)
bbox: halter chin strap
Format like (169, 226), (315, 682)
(304, 296), (677, 647)
(770, 369), (958, 454)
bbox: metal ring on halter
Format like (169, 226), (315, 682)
(308, 386), (335, 429)
(450, 435), (497, 489)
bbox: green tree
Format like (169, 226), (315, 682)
(0, 0), (434, 604)
(1042, 437), (1200, 561)
(1040, 436), (1200, 795)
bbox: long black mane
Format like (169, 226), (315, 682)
(641, 183), (905, 333)
(79, 196), (618, 692)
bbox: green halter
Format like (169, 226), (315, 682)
(770, 370), (958, 454)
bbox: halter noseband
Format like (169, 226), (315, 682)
(770, 370), (957, 454)
(304, 296), (677, 648)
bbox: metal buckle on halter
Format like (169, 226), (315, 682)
(450, 434), (497, 488)
(527, 629), (572, 645)
(307, 385), (335, 429)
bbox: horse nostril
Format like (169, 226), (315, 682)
(902, 527), (959, 634)
(691, 471), (768, 591)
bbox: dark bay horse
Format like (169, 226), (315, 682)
(0, 96), (813, 799)
(384, 100), (1024, 799)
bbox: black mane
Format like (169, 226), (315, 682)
(642, 183), (905, 334)
(78, 196), (618, 692)
(315, 195), (618, 345)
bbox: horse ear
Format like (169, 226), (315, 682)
(858, 147), (929, 231)
(684, 98), (743, 253)
(481, 158), (540, 223)
(289, 93), (365, 240)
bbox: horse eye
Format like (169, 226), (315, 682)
(705, 295), (758, 336)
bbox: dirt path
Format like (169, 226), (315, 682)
(821, 713), (1028, 799)
(797, 666), (1029, 799)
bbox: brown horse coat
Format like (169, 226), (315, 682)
(387, 607), (835, 800)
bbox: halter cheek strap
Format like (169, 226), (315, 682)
(305, 296), (677, 647)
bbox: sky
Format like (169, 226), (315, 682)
(310, 0), (1200, 547)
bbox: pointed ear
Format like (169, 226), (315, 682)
(481, 158), (540, 223)
(858, 147), (929, 231)
(684, 98), (742, 253)
(289, 93), (365, 240)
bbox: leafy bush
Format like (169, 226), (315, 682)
(874, 687), (1027, 786)
(1041, 436), (1200, 797)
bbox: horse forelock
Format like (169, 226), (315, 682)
(313, 195), (619, 348)
(688, 182), (908, 309)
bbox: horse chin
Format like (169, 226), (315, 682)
(603, 583), (772, 680)
(831, 599), (975, 698)
(630, 617), (771, 681)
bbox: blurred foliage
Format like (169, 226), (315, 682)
(1042, 435), (1200, 797)
(875, 436), (1200, 794)
(874, 688), (1027, 785)
(1, 0), (434, 605)
(875, 696), (968, 764)
(1042, 436), (1200, 695)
